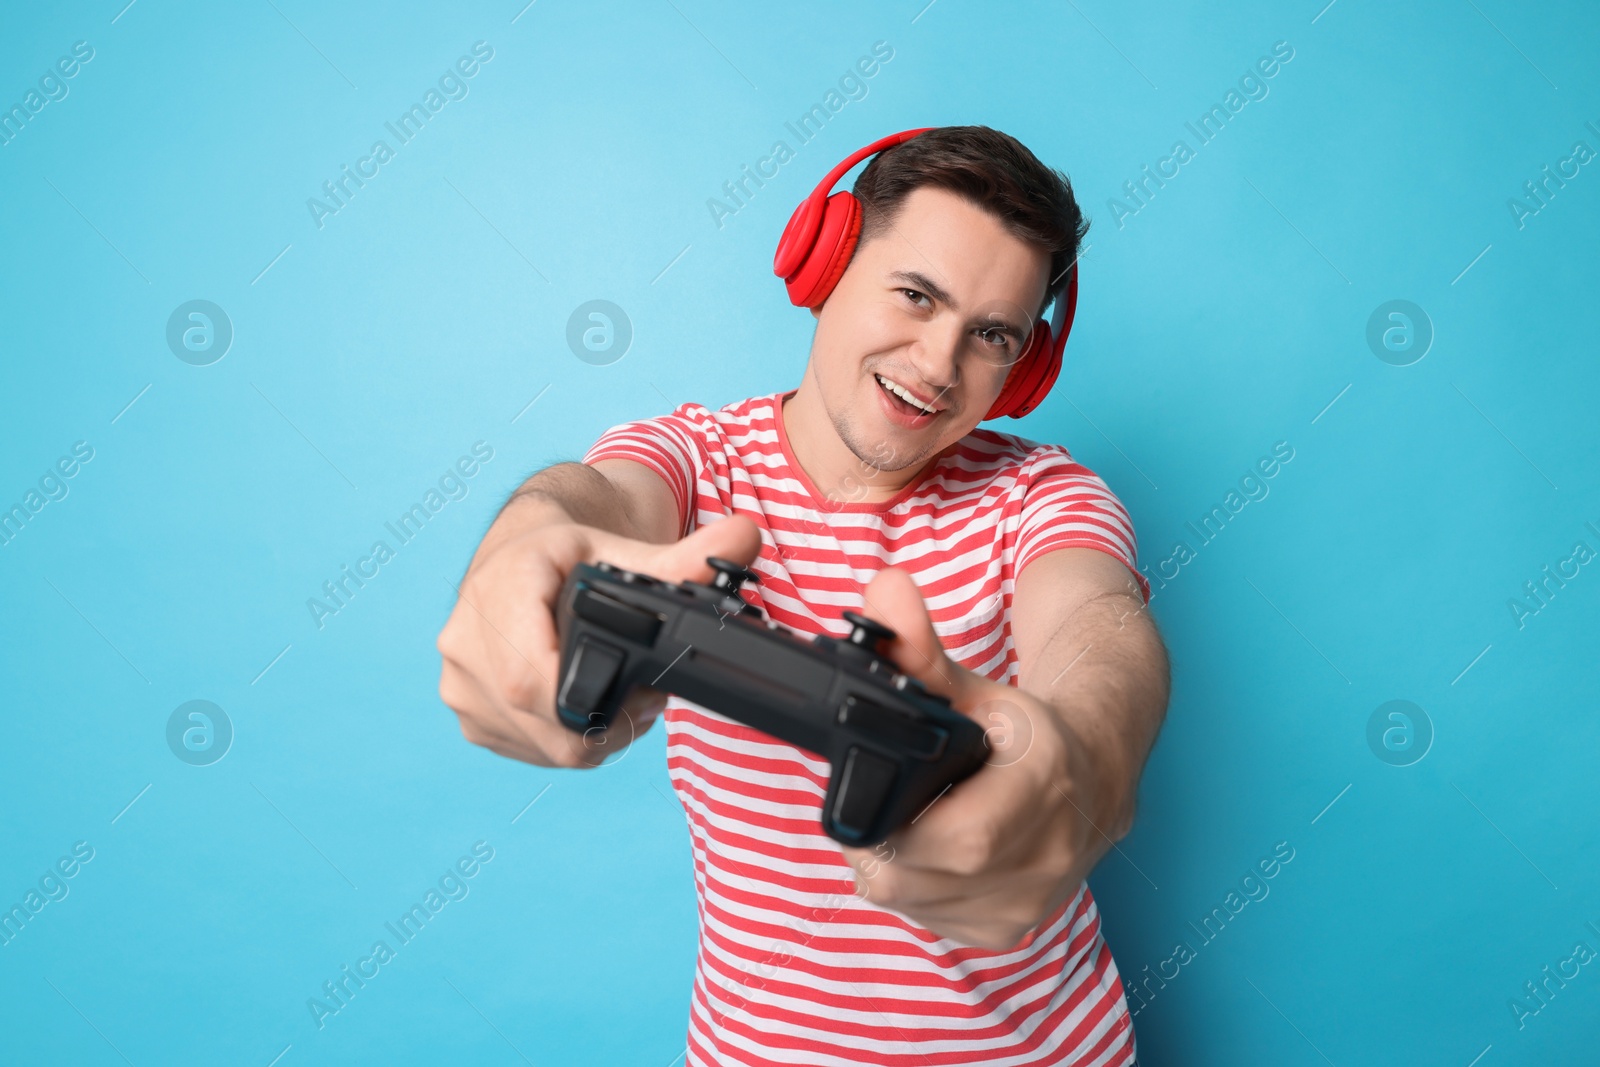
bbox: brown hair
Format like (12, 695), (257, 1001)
(852, 125), (1088, 319)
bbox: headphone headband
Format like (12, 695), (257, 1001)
(800, 127), (935, 216)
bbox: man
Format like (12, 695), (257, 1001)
(437, 126), (1169, 1065)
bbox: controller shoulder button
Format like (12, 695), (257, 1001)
(838, 695), (948, 760)
(573, 586), (663, 644)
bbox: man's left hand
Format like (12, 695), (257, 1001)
(837, 566), (1119, 951)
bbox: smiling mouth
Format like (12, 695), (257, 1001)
(874, 373), (944, 417)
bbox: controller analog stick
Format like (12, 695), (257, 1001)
(707, 557), (761, 594)
(840, 610), (896, 652)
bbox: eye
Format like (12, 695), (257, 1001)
(976, 326), (1012, 349)
(899, 288), (930, 308)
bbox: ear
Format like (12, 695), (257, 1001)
(809, 306), (822, 320)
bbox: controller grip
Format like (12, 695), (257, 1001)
(822, 745), (903, 846)
(556, 634), (628, 732)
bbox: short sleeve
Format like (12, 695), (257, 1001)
(581, 408), (707, 539)
(1015, 446), (1150, 604)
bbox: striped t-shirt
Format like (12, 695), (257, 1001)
(582, 390), (1148, 1066)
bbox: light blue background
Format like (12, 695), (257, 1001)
(2, 1), (1597, 1063)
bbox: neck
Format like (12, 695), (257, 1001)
(781, 369), (930, 505)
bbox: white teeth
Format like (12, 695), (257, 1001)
(876, 374), (937, 414)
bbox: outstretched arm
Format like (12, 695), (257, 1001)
(1011, 547), (1170, 871)
(840, 548), (1170, 950)
(436, 458), (758, 768)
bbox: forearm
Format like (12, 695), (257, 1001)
(1027, 593), (1170, 855)
(473, 462), (644, 567)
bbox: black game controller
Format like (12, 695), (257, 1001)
(553, 557), (991, 846)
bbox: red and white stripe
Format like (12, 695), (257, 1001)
(584, 391), (1145, 1065)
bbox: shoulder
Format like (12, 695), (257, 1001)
(658, 393), (776, 436)
(946, 426), (1094, 485)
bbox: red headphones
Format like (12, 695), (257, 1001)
(772, 127), (1078, 420)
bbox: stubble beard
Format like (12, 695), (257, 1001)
(826, 390), (944, 477)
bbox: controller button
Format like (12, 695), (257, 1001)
(573, 587), (663, 644)
(838, 696), (948, 760)
(892, 674), (930, 697)
(708, 557), (761, 594)
(595, 561), (615, 572)
(841, 610), (896, 651)
(831, 746), (898, 843)
(557, 636), (626, 722)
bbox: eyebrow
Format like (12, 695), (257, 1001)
(891, 269), (1028, 337)
(889, 270), (957, 310)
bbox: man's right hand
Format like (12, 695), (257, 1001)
(436, 508), (761, 769)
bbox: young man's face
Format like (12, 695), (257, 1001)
(807, 184), (1052, 474)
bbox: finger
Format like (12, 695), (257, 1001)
(859, 566), (983, 705)
(443, 606), (610, 770)
(569, 684), (667, 765)
(448, 553), (566, 717)
(848, 861), (1022, 915)
(843, 827), (1061, 914)
(618, 683), (669, 731)
(440, 658), (563, 764)
(853, 754), (1053, 876)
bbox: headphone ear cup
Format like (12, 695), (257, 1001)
(985, 319), (1049, 420)
(782, 192), (861, 308)
(1009, 331), (1063, 419)
(774, 195), (824, 283)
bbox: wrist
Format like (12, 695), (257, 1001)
(470, 491), (574, 571)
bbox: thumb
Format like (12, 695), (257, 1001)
(654, 514), (763, 585)
(600, 514), (763, 587)
(859, 567), (980, 705)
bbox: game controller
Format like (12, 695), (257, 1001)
(553, 557), (991, 846)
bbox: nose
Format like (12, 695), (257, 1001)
(906, 317), (964, 396)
